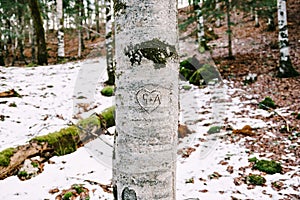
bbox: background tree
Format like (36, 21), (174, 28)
(75, 0), (85, 57)
(27, 0), (48, 65)
(104, 0), (115, 85)
(276, 0), (299, 78)
(225, 0), (233, 59)
(57, 0), (65, 60)
(196, 0), (209, 52)
(113, 0), (179, 199)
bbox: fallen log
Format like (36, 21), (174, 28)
(0, 106), (115, 180)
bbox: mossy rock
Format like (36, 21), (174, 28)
(78, 115), (100, 129)
(207, 126), (221, 134)
(247, 174), (266, 186)
(0, 147), (16, 167)
(259, 97), (276, 110)
(253, 159), (282, 174)
(101, 106), (115, 128)
(101, 86), (114, 97)
(30, 126), (80, 156)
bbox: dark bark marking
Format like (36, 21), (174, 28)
(122, 187), (137, 200)
(124, 38), (176, 69)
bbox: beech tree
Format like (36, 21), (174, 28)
(113, 0), (179, 199)
(57, 0), (65, 60)
(27, 0), (48, 65)
(75, 0), (85, 57)
(196, 0), (208, 52)
(105, 0), (115, 85)
(276, 0), (299, 77)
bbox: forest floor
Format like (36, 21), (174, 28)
(0, 1), (299, 200)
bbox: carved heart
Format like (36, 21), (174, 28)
(136, 88), (161, 113)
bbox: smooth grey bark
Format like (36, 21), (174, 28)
(57, 0), (65, 59)
(105, 0), (115, 85)
(113, 0), (179, 199)
(277, 0), (299, 77)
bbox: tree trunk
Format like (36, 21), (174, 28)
(95, 0), (100, 33)
(0, 38), (5, 66)
(277, 0), (299, 77)
(215, 0), (222, 27)
(17, 4), (26, 64)
(267, 5), (275, 31)
(254, 9), (260, 27)
(225, 0), (233, 59)
(100, 0), (106, 23)
(85, 0), (92, 39)
(105, 0), (115, 85)
(27, 0), (48, 65)
(196, 0), (208, 52)
(113, 1), (179, 199)
(76, 0), (85, 58)
(57, 0), (65, 60)
(29, 19), (36, 63)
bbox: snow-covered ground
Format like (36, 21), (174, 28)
(0, 58), (299, 199)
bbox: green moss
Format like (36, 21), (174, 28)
(247, 174), (266, 186)
(259, 97), (276, 110)
(0, 147), (16, 167)
(101, 106), (115, 128)
(207, 126), (221, 134)
(296, 113), (300, 120)
(31, 162), (38, 168)
(182, 85), (192, 90)
(72, 184), (84, 194)
(63, 191), (73, 200)
(101, 86), (114, 97)
(248, 157), (258, 163)
(26, 62), (38, 67)
(18, 171), (28, 178)
(30, 126), (80, 156)
(253, 159), (282, 174)
(78, 115), (100, 129)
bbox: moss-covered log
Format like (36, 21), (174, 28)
(0, 106), (115, 180)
